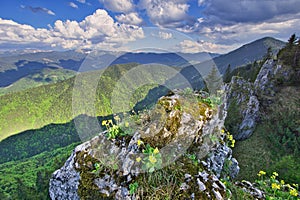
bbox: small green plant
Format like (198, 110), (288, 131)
(221, 178), (254, 200)
(92, 162), (102, 174)
(174, 104), (182, 111)
(129, 182), (139, 195)
(101, 115), (132, 139)
(182, 87), (194, 96)
(255, 171), (299, 199)
(198, 95), (222, 108)
(186, 153), (198, 166)
(141, 144), (162, 173)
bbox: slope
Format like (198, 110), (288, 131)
(0, 68), (76, 96)
(0, 63), (178, 141)
(214, 37), (285, 73)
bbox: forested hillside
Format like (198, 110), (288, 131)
(0, 63), (172, 140)
(225, 34), (300, 185)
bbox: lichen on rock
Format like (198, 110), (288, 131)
(49, 90), (239, 199)
(225, 76), (260, 140)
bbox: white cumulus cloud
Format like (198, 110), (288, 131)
(139, 0), (191, 28)
(99, 0), (134, 13)
(198, 16), (300, 46)
(178, 39), (239, 54)
(116, 12), (143, 25)
(0, 9), (145, 51)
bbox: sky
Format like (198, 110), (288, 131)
(0, 0), (299, 53)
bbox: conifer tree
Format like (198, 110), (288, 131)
(288, 33), (297, 48)
(204, 66), (222, 95)
(223, 64), (231, 83)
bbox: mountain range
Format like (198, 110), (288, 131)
(0, 35), (299, 200)
(0, 37), (285, 93)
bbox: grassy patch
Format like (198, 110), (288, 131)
(233, 86), (300, 184)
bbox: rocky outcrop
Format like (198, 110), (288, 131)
(205, 143), (239, 179)
(225, 58), (296, 141)
(49, 144), (87, 200)
(235, 180), (265, 199)
(225, 76), (260, 140)
(254, 59), (277, 95)
(49, 91), (239, 199)
(179, 171), (227, 200)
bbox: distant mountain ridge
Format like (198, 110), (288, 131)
(0, 37), (285, 91)
(214, 37), (285, 73)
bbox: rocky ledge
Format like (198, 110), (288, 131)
(49, 91), (240, 199)
(224, 58), (295, 141)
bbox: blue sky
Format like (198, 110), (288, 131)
(0, 0), (299, 53)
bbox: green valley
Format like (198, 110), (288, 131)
(0, 68), (76, 96)
(0, 36), (299, 200)
(0, 63), (173, 141)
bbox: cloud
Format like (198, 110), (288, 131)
(198, 15), (300, 45)
(0, 9), (144, 50)
(178, 39), (238, 53)
(0, 18), (52, 49)
(139, 0), (193, 28)
(158, 31), (172, 39)
(175, 0), (300, 53)
(199, 0), (300, 24)
(69, 2), (79, 9)
(76, 0), (91, 6)
(198, 0), (205, 6)
(99, 0), (134, 13)
(115, 12), (143, 25)
(22, 6), (56, 16)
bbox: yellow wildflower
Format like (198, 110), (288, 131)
(221, 129), (225, 133)
(271, 183), (280, 190)
(273, 172), (279, 177)
(153, 147), (159, 154)
(114, 115), (120, 122)
(290, 188), (298, 197)
(231, 139), (235, 148)
(149, 155), (157, 164)
(280, 180), (285, 185)
(102, 120), (107, 126)
(293, 183), (299, 188)
(137, 140), (143, 146)
(125, 122), (129, 127)
(136, 157), (141, 162)
(257, 171), (266, 177)
(108, 119), (113, 124)
(271, 175), (276, 179)
(228, 135), (233, 141)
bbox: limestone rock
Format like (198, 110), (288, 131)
(49, 141), (91, 200)
(206, 143), (240, 179)
(49, 91), (238, 199)
(225, 76), (260, 140)
(225, 59), (294, 140)
(235, 180), (265, 199)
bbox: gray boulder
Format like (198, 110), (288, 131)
(225, 76), (260, 140)
(49, 91), (239, 199)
